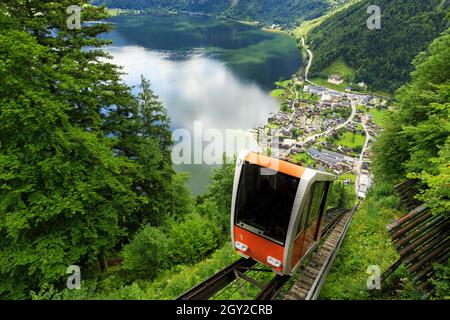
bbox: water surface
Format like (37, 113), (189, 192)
(102, 13), (302, 195)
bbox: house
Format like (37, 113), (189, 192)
(321, 149), (355, 165)
(270, 23), (281, 30)
(307, 148), (321, 159)
(281, 128), (291, 136)
(304, 84), (325, 96)
(281, 139), (296, 149)
(360, 96), (370, 105)
(328, 74), (344, 85)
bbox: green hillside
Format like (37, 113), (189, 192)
(91, 0), (352, 24)
(306, 0), (449, 92)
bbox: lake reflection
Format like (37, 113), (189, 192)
(103, 14), (302, 195)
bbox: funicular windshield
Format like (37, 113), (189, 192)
(235, 162), (300, 244)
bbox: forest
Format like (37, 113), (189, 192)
(90, 0), (347, 24)
(307, 0), (449, 92)
(373, 23), (450, 217)
(0, 0), (237, 299)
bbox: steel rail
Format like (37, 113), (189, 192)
(175, 257), (257, 300)
(176, 204), (358, 301)
(305, 202), (360, 300)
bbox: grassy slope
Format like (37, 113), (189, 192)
(357, 105), (388, 127)
(367, 108), (387, 127)
(319, 189), (401, 299)
(335, 131), (365, 149)
(322, 56), (356, 79)
(310, 77), (350, 91)
(293, 0), (360, 38)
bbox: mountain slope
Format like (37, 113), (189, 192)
(306, 0), (449, 92)
(91, 0), (352, 24)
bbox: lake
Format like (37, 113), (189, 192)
(101, 13), (302, 195)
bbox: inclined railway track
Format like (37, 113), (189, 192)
(284, 204), (359, 300)
(176, 204), (358, 301)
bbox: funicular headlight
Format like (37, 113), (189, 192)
(267, 256), (282, 268)
(234, 241), (248, 252)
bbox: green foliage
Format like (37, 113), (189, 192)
(91, 0), (350, 25)
(121, 226), (169, 279)
(0, 1), (187, 299)
(121, 212), (221, 281)
(137, 76), (173, 160)
(197, 157), (236, 233)
(431, 259), (450, 300)
(308, 0), (449, 92)
(291, 152), (315, 167)
(327, 181), (356, 210)
(374, 25), (450, 216)
(166, 213), (221, 266)
(0, 5), (143, 298)
(413, 139), (450, 217)
(33, 244), (240, 300)
(320, 182), (401, 299)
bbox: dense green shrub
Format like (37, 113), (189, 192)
(122, 226), (169, 279)
(196, 158), (236, 234)
(167, 213), (221, 266)
(33, 244), (239, 300)
(328, 182), (357, 210)
(431, 259), (450, 300)
(121, 212), (221, 281)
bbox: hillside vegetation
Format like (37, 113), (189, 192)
(374, 23), (450, 216)
(322, 23), (450, 300)
(0, 0), (235, 299)
(91, 0), (352, 24)
(306, 0), (449, 92)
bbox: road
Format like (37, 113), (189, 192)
(355, 122), (371, 195)
(301, 36), (313, 82)
(281, 100), (357, 158)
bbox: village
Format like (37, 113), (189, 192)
(254, 74), (389, 199)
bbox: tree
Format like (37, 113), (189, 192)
(413, 138), (450, 217)
(0, 1), (190, 298)
(374, 26), (450, 181)
(138, 76), (173, 160)
(374, 26), (449, 216)
(117, 76), (192, 231)
(0, 19), (140, 298)
(197, 155), (236, 233)
(121, 226), (169, 280)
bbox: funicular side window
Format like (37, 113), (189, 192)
(306, 182), (327, 227)
(295, 181), (329, 237)
(235, 162), (300, 245)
